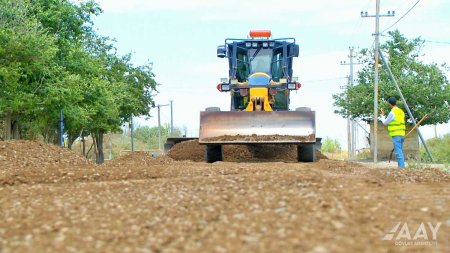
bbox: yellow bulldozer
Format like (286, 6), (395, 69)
(199, 30), (318, 162)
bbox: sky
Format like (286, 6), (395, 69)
(91, 0), (450, 150)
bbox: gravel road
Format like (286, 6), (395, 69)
(0, 140), (448, 253)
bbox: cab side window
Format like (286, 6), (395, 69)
(271, 49), (283, 81)
(236, 48), (249, 82)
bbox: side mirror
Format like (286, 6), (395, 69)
(217, 45), (226, 58)
(290, 44), (299, 57)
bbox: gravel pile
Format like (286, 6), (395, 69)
(0, 140), (92, 169)
(106, 151), (174, 167)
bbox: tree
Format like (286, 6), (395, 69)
(0, 0), (158, 164)
(333, 30), (450, 125)
(0, 0), (59, 140)
(31, 0), (105, 146)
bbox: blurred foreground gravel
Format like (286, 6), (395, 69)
(0, 140), (449, 253)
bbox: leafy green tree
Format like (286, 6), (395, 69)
(0, 0), (59, 139)
(0, 0), (158, 164)
(30, 0), (105, 146)
(333, 30), (450, 125)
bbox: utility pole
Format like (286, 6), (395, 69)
(170, 100), (174, 136)
(59, 109), (64, 147)
(130, 114), (134, 152)
(157, 104), (169, 155)
(340, 46), (362, 160)
(109, 136), (112, 160)
(361, 2), (394, 163)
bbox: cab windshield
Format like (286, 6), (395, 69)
(234, 45), (283, 82)
(249, 48), (272, 74)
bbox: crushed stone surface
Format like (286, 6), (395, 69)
(0, 140), (449, 253)
(168, 140), (328, 162)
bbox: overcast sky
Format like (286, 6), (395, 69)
(91, 0), (449, 149)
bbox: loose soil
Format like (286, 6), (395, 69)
(0, 140), (448, 253)
(202, 134), (315, 142)
(167, 140), (328, 162)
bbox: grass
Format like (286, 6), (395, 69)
(71, 133), (158, 161)
(420, 134), (450, 164)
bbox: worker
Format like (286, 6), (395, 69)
(381, 96), (406, 168)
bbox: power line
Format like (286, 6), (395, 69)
(379, 33), (450, 45)
(422, 40), (450, 45)
(381, 0), (421, 33)
(348, 0), (373, 46)
(302, 77), (347, 83)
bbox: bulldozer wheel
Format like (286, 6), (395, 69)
(163, 143), (173, 155)
(205, 107), (221, 112)
(295, 107), (311, 112)
(297, 144), (315, 162)
(205, 145), (223, 163)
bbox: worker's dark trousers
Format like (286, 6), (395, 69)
(392, 135), (405, 168)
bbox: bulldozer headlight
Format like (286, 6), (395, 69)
(287, 82), (301, 90)
(287, 82), (297, 90)
(252, 42), (258, 48)
(245, 42), (252, 48)
(262, 42), (269, 48)
(220, 83), (230, 91)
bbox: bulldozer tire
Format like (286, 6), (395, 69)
(163, 143), (173, 155)
(297, 144), (315, 162)
(205, 107), (221, 112)
(295, 107), (311, 112)
(205, 145), (223, 163)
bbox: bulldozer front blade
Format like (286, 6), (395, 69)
(199, 111), (315, 144)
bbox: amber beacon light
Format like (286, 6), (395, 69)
(249, 30), (272, 38)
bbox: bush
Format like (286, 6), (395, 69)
(134, 124), (182, 149)
(420, 134), (450, 163)
(321, 137), (342, 153)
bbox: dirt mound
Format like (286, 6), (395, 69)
(223, 144), (298, 162)
(0, 142), (177, 186)
(0, 140), (92, 169)
(168, 140), (327, 162)
(316, 151), (328, 160)
(167, 140), (204, 162)
(0, 140), (95, 186)
(203, 134), (314, 142)
(106, 151), (155, 167)
(106, 151), (175, 167)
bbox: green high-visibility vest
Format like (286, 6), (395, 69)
(387, 107), (405, 137)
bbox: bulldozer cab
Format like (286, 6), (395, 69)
(230, 41), (296, 82)
(218, 33), (299, 111)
